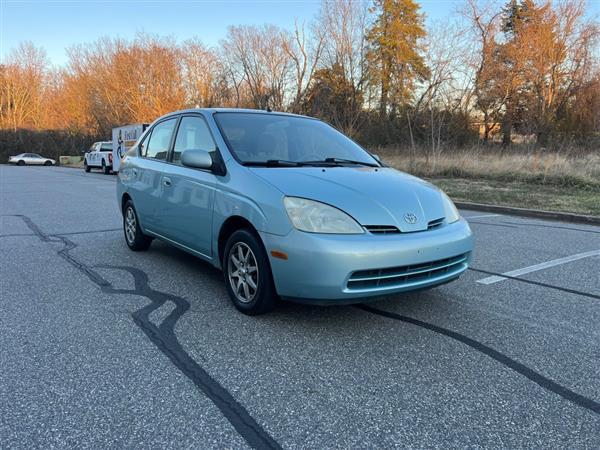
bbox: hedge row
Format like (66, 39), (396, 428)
(0, 129), (104, 163)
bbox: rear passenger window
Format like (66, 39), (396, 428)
(172, 116), (216, 165)
(143, 118), (177, 161)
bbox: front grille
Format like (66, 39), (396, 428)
(364, 225), (400, 235)
(427, 217), (444, 230)
(364, 217), (446, 235)
(347, 253), (468, 290)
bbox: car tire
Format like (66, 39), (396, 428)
(44, 161), (52, 166)
(123, 200), (152, 251)
(84, 161), (90, 172)
(17, 160), (25, 166)
(102, 160), (110, 174)
(223, 229), (278, 315)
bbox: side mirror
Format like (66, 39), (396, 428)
(181, 149), (213, 170)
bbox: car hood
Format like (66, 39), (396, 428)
(249, 166), (447, 232)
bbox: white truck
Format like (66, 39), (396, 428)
(111, 124), (148, 173)
(84, 141), (114, 174)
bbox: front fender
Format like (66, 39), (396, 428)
(211, 165), (294, 265)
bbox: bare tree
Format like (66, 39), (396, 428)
(180, 39), (232, 108)
(221, 25), (291, 110)
(65, 34), (186, 134)
(518, 0), (599, 145)
(281, 20), (325, 113)
(414, 21), (473, 163)
(315, 0), (369, 133)
(0, 42), (48, 130)
(462, 0), (507, 143)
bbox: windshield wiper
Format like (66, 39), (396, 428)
(243, 158), (380, 168)
(243, 159), (308, 167)
(302, 157), (380, 167)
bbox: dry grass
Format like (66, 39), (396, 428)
(375, 145), (599, 216)
(429, 178), (600, 216)
(379, 145), (600, 189)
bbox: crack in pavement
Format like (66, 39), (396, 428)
(0, 228), (121, 238)
(500, 221), (600, 234)
(357, 304), (600, 416)
(10, 211), (599, 442)
(9, 214), (281, 450)
(468, 267), (600, 301)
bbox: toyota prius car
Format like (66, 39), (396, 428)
(117, 109), (473, 314)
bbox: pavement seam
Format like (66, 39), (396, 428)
(357, 304), (600, 416)
(0, 228), (121, 238)
(469, 267), (600, 301)
(8, 214), (281, 450)
(499, 221), (600, 234)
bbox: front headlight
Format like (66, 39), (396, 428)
(441, 191), (460, 223)
(283, 197), (364, 234)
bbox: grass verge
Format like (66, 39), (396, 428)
(379, 146), (599, 217)
(381, 146), (600, 189)
(425, 177), (600, 217)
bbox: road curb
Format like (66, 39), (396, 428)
(456, 201), (600, 226)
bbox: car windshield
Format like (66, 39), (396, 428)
(214, 112), (379, 167)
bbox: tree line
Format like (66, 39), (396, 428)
(1, 0), (598, 155)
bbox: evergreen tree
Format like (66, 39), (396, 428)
(366, 0), (429, 117)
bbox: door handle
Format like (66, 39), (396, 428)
(132, 168), (138, 176)
(163, 177), (172, 187)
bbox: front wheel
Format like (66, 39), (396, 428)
(44, 161), (52, 166)
(84, 160), (90, 172)
(123, 200), (152, 251)
(223, 229), (277, 315)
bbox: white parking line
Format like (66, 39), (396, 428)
(477, 249), (600, 285)
(464, 214), (501, 219)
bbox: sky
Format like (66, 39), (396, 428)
(0, 0), (470, 66)
(2, 0), (598, 66)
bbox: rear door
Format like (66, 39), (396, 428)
(155, 114), (217, 258)
(100, 142), (113, 167)
(133, 117), (178, 232)
(87, 143), (99, 166)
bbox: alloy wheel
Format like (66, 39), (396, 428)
(228, 242), (259, 303)
(125, 207), (136, 244)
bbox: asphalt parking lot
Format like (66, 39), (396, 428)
(1, 165), (599, 448)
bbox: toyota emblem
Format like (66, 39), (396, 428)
(404, 212), (417, 224)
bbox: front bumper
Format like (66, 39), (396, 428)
(260, 218), (473, 302)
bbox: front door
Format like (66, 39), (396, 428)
(157, 114), (217, 259)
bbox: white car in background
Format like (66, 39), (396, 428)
(8, 153), (56, 166)
(84, 141), (113, 174)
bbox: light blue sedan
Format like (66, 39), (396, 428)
(117, 109), (473, 314)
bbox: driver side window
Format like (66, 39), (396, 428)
(172, 116), (216, 165)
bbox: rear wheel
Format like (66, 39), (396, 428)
(17, 160), (25, 166)
(123, 200), (152, 251)
(223, 229), (277, 315)
(84, 160), (90, 172)
(102, 159), (110, 174)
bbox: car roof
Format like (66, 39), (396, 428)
(157, 108), (315, 121)
(94, 141), (112, 144)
